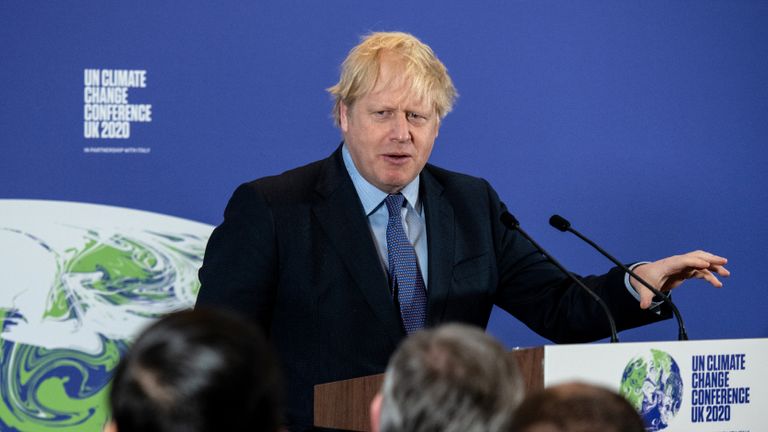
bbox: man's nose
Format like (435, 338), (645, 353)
(390, 112), (410, 142)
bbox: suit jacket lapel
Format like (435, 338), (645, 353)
(421, 167), (454, 325)
(312, 148), (404, 344)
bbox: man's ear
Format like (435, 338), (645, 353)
(339, 102), (350, 133)
(369, 392), (383, 432)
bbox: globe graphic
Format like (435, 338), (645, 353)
(0, 200), (213, 432)
(620, 349), (683, 431)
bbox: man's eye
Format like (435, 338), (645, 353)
(372, 111), (392, 118)
(407, 112), (428, 124)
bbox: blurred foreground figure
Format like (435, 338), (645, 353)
(510, 382), (645, 432)
(105, 309), (282, 432)
(371, 324), (524, 432)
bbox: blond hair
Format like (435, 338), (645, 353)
(327, 31), (458, 126)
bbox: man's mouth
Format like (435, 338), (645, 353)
(383, 153), (410, 164)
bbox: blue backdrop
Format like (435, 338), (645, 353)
(4, 0), (767, 344)
(1, 1), (767, 430)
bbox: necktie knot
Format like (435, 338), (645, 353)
(385, 193), (405, 217)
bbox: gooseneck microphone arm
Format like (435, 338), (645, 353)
(500, 212), (619, 343)
(548, 214), (688, 341)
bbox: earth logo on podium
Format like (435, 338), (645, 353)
(619, 349), (683, 431)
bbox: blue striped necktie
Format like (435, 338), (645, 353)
(384, 193), (427, 334)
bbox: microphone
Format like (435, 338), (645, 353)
(548, 214), (688, 341)
(500, 212), (619, 343)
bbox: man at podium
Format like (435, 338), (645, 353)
(196, 31), (729, 431)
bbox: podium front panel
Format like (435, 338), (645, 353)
(545, 338), (767, 431)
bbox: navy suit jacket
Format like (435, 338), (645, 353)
(196, 146), (668, 430)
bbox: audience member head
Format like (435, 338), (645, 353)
(106, 308), (282, 432)
(327, 31), (458, 126)
(510, 381), (645, 432)
(371, 323), (524, 432)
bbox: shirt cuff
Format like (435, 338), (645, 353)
(624, 261), (664, 311)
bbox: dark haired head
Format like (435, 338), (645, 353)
(109, 308), (281, 432)
(510, 382), (645, 432)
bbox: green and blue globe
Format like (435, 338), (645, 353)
(0, 200), (212, 432)
(620, 349), (683, 431)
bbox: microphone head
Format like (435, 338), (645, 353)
(500, 212), (520, 229)
(549, 214), (571, 232)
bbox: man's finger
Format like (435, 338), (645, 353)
(697, 268), (724, 288)
(666, 256), (712, 271)
(709, 264), (731, 277)
(689, 250), (728, 264)
(639, 286), (655, 309)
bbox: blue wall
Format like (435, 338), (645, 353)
(3, 1), (766, 346)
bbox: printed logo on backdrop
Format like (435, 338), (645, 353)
(619, 349), (753, 431)
(83, 68), (153, 154)
(0, 200), (211, 432)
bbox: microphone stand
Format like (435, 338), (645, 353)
(549, 214), (688, 341)
(501, 212), (619, 343)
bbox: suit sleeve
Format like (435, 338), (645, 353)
(485, 183), (670, 343)
(196, 183), (278, 332)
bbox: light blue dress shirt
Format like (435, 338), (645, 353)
(342, 144), (429, 289)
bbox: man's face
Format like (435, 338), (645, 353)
(340, 55), (440, 194)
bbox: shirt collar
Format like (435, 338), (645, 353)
(342, 143), (421, 216)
